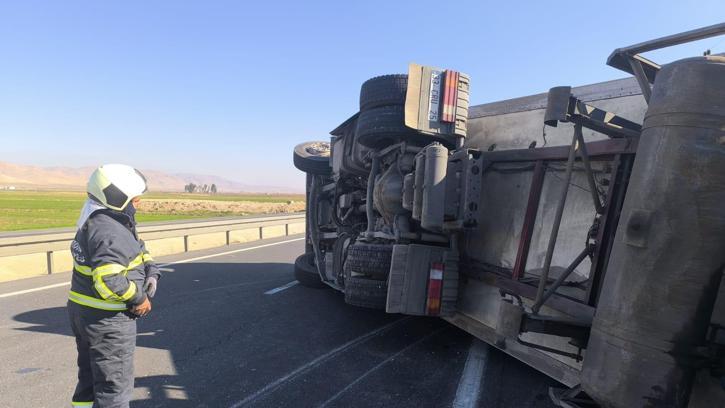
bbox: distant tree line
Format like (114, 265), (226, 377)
(184, 183), (218, 194)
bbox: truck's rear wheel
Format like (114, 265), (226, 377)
(356, 105), (420, 149)
(293, 141), (331, 175)
(344, 277), (387, 309)
(343, 243), (392, 310)
(343, 243), (393, 280)
(356, 105), (455, 149)
(359, 74), (408, 111)
(294, 253), (325, 288)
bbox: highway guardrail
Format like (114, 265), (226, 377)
(0, 213), (306, 283)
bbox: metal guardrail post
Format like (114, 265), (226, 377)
(46, 251), (54, 275)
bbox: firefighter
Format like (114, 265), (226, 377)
(67, 164), (161, 408)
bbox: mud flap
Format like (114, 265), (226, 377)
(386, 244), (458, 316)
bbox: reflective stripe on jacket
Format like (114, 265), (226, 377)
(68, 209), (160, 311)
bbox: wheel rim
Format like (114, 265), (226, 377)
(305, 142), (330, 157)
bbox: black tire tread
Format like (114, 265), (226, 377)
(344, 243), (393, 280)
(359, 74), (408, 111)
(293, 142), (331, 175)
(356, 105), (419, 149)
(344, 277), (387, 309)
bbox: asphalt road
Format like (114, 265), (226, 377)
(0, 235), (559, 408)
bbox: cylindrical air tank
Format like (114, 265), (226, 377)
(581, 56), (725, 407)
(421, 143), (448, 231)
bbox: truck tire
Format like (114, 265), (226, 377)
(344, 276), (388, 309)
(343, 243), (393, 280)
(356, 105), (420, 149)
(359, 74), (408, 111)
(293, 141), (331, 175)
(294, 253), (325, 288)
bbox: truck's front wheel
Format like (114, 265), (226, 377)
(293, 141), (331, 175)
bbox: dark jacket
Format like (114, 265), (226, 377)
(68, 209), (161, 311)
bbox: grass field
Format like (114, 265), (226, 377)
(143, 192), (304, 203)
(0, 191), (305, 232)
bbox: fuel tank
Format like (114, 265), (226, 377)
(581, 56), (725, 407)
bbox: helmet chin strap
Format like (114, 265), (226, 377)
(123, 201), (137, 220)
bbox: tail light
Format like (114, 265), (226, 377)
(426, 262), (444, 315)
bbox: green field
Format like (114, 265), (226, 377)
(0, 191), (305, 232)
(142, 192), (303, 203)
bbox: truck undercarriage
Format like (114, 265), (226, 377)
(292, 24), (725, 408)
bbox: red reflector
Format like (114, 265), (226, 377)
(426, 262), (444, 315)
(441, 71), (459, 123)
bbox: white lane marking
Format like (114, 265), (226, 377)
(0, 282), (71, 299)
(264, 280), (299, 295)
(229, 317), (411, 408)
(174, 278), (283, 297)
(158, 267), (175, 272)
(157, 237), (304, 267)
(0, 238), (304, 299)
(452, 339), (489, 408)
(319, 328), (443, 408)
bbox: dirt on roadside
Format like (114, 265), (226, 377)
(137, 199), (305, 215)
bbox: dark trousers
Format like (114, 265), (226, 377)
(68, 301), (137, 408)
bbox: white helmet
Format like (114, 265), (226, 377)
(87, 164), (148, 211)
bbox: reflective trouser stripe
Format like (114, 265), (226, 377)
(71, 401), (93, 407)
(68, 291), (127, 311)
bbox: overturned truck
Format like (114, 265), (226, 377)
(292, 24), (725, 407)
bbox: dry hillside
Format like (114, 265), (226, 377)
(0, 161), (299, 193)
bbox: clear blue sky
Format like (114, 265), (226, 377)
(1, 1), (723, 189)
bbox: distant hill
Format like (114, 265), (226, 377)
(0, 161), (300, 193)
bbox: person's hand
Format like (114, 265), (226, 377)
(132, 297), (152, 317)
(143, 276), (158, 298)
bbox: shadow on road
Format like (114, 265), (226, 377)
(13, 260), (560, 408)
(12, 261), (316, 407)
